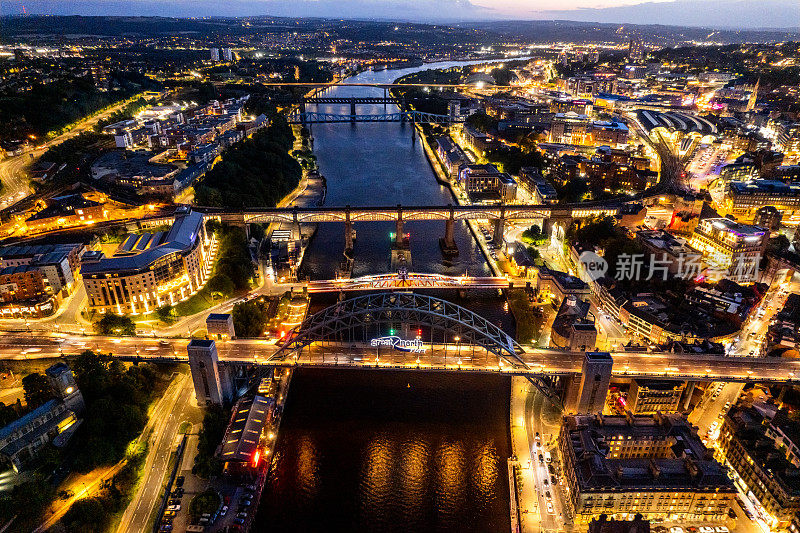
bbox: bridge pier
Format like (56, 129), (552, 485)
(350, 101), (356, 123)
(440, 205), (458, 256)
(492, 216), (505, 246)
(344, 207), (353, 253)
(395, 205), (405, 247)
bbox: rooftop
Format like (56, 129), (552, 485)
(81, 210), (203, 275)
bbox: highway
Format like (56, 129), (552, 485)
(117, 372), (198, 533)
(3, 331), (800, 383)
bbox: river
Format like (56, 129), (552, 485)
(254, 368), (512, 533)
(299, 60), (507, 280)
(255, 61), (518, 533)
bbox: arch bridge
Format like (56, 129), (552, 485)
(270, 292), (525, 368)
(306, 272), (510, 292)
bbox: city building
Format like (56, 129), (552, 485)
(688, 218), (768, 283)
(724, 180), (800, 225)
(588, 514), (650, 533)
(457, 164), (517, 203)
(719, 406), (800, 530)
(81, 209), (214, 314)
(188, 339), (233, 406)
(518, 167), (558, 204)
(24, 193), (108, 232)
(219, 394), (274, 477)
(0, 363), (84, 472)
(435, 136), (467, 179)
(550, 295), (598, 352)
(207, 313), (236, 339)
(627, 379), (686, 415)
(560, 413), (735, 525)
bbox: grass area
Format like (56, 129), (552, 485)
(189, 489), (221, 522)
(506, 289), (536, 344)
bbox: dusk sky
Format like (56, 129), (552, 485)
(2, 0), (799, 28)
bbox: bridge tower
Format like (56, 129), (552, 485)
(350, 100), (357, 123)
(563, 352), (613, 415)
(188, 339), (233, 406)
(440, 204), (459, 256)
(492, 206), (506, 246)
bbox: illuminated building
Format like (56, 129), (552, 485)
(719, 406), (800, 530)
(550, 113), (592, 145)
(81, 209), (213, 314)
(627, 379), (686, 415)
(0, 363), (84, 472)
(724, 180), (800, 225)
(559, 413), (735, 525)
(688, 218), (767, 283)
(188, 339), (233, 406)
(219, 394), (274, 477)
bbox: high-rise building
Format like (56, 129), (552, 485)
(210, 47), (221, 62)
(688, 218), (768, 283)
(222, 48), (234, 62)
(188, 339), (233, 406)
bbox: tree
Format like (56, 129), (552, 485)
(157, 305), (176, 323)
(22, 373), (54, 409)
(232, 299), (269, 338)
(464, 112), (497, 134)
(94, 313), (135, 336)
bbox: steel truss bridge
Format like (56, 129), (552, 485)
(270, 292), (524, 367)
(288, 110), (459, 124)
(306, 273), (509, 292)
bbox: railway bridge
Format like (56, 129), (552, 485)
(201, 203), (620, 251)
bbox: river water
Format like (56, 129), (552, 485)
(255, 61), (516, 532)
(254, 369), (511, 533)
(299, 61), (500, 280)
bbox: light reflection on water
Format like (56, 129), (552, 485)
(255, 369), (511, 533)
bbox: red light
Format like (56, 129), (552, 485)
(252, 449), (260, 467)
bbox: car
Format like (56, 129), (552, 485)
(699, 527), (715, 533)
(233, 518), (245, 525)
(175, 476), (185, 487)
(167, 504), (181, 512)
(240, 500), (252, 508)
(542, 478), (549, 487)
(170, 490), (183, 498)
(714, 527), (730, 533)
(162, 518), (173, 525)
(159, 526), (173, 532)
(237, 512), (248, 519)
(169, 499), (181, 505)
(669, 527), (684, 533)
(199, 518), (209, 525)
(220, 505), (228, 517)
(163, 510), (176, 518)
(545, 491), (551, 500)
(538, 454), (544, 464)
(724, 401), (731, 409)
(546, 502), (554, 514)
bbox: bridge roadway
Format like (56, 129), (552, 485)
(306, 273), (510, 292)
(203, 203), (622, 226)
(3, 333), (799, 383)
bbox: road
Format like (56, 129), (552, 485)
(689, 381), (743, 441)
(2, 331), (800, 384)
(117, 372), (199, 533)
(0, 93), (155, 210)
(513, 377), (568, 533)
(33, 370), (185, 533)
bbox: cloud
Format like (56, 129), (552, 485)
(529, 0), (800, 29)
(2, 0), (490, 20)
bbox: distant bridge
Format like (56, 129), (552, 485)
(306, 273), (510, 293)
(288, 110), (459, 124)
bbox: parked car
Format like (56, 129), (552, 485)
(220, 505), (229, 517)
(175, 476), (185, 487)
